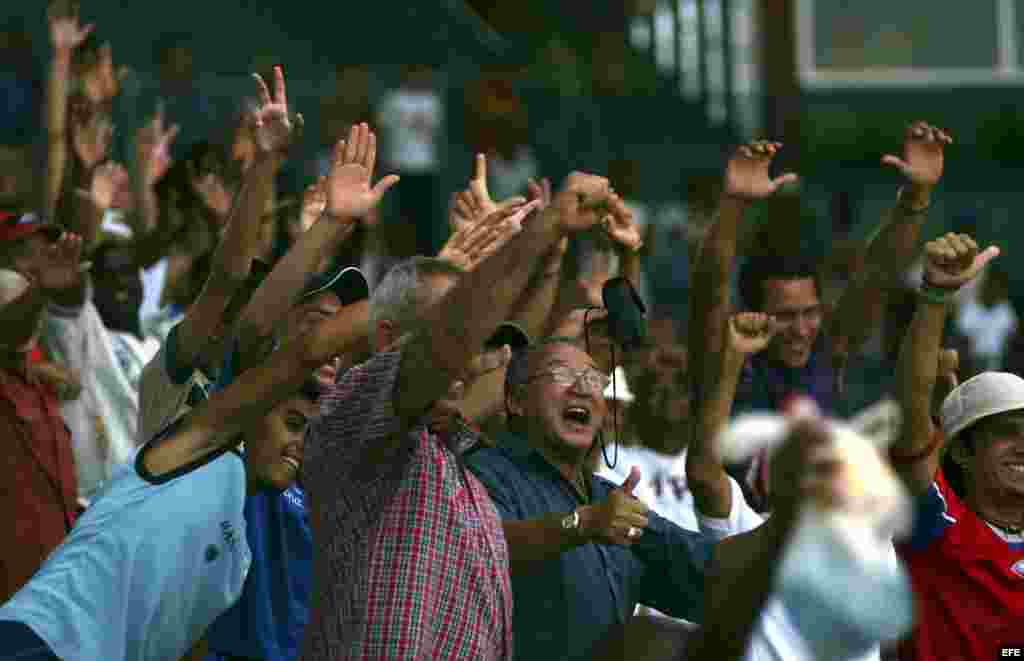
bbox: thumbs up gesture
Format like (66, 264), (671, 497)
(580, 466), (650, 546)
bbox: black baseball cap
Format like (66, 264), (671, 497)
(297, 265), (369, 307)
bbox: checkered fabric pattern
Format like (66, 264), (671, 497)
(300, 351), (513, 661)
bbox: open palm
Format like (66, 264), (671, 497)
(325, 123), (399, 221)
(724, 141), (797, 200)
(881, 121), (952, 188)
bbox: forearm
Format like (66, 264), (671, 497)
(620, 247), (642, 290)
(45, 50), (72, 218)
(689, 196), (746, 393)
(503, 514), (587, 575)
(459, 368), (505, 424)
(831, 193), (930, 353)
(398, 212), (563, 420)
(150, 301), (368, 473)
(894, 298), (946, 490)
(683, 520), (790, 661)
(509, 245), (564, 340)
(687, 349), (745, 518)
(211, 155), (274, 282)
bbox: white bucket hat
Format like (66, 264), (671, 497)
(940, 372), (1024, 441)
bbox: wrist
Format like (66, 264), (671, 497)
(918, 282), (956, 306)
(897, 186), (932, 213)
(574, 505), (596, 542)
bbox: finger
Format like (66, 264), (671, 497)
(527, 178), (542, 202)
(343, 124), (359, 163)
(542, 178), (552, 204)
(468, 344), (512, 379)
(497, 196), (527, 211)
(474, 153), (487, 183)
(252, 73), (272, 107)
(972, 245), (1001, 272)
(355, 123), (370, 166)
(369, 174), (400, 199)
(880, 155), (908, 171)
(332, 139), (346, 169)
(772, 173), (799, 188)
(739, 146), (754, 159)
(162, 124), (181, 147)
(618, 512), (651, 529)
(621, 465), (641, 496)
(273, 65), (287, 108)
(366, 130), (377, 178)
(454, 197), (473, 221)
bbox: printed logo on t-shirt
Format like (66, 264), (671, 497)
(221, 521), (239, 551)
(1011, 559), (1024, 578)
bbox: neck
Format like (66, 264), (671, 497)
(967, 488), (1024, 532)
(529, 428), (588, 485)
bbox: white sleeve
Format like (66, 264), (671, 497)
(696, 476), (765, 540)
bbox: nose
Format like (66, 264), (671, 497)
(794, 314), (815, 339)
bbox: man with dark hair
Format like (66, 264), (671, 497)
(691, 124), (952, 509)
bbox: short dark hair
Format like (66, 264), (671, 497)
(738, 253), (821, 311)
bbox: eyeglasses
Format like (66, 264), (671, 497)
(527, 366), (610, 393)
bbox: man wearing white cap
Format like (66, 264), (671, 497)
(892, 232), (1022, 661)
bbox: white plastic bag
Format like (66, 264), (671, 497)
(715, 400), (915, 659)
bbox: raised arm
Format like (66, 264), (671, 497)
(173, 66), (301, 370)
(44, 6), (93, 219)
(893, 233), (997, 494)
(829, 122), (953, 363)
(141, 299), (370, 477)
(394, 172), (609, 424)
(689, 142), (796, 398)
(687, 312), (777, 518)
(234, 121), (397, 368)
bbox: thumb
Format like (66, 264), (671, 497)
(371, 175), (400, 198)
(771, 172), (799, 189)
(973, 245), (1001, 272)
(621, 466), (641, 496)
(880, 154), (908, 171)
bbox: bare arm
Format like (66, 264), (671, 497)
(689, 142), (796, 403)
(829, 122), (953, 359)
(395, 173), (611, 425)
(687, 313), (777, 518)
(893, 233), (997, 494)
(235, 120), (394, 368)
(142, 300), (369, 476)
(44, 10), (92, 219)
(173, 67), (300, 371)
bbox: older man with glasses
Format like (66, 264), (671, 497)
(466, 337), (713, 661)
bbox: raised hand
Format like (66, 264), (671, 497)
(300, 177), (327, 232)
(135, 108), (179, 186)
(449, 153), (526, 233)
(72, 112), (113, 170)
(190, 168), (234, 219)
(881, 121), (952, 190)
(76, 161), (129, 211)
(439, 200), (541, 271)
(727, 312), (777, 356)
(549, 171), (613, 234)
(723, 140), (798, 201)
(922, 232), (999, 291)
(427, 344), (513, 434)
(324, 123), (400, 221)
(35, 232), (85, 292)
(82, 43), (128, 105)
(250, 65), (301, 155)
(580, 466), (650, 546)
(601, 194), (643, 252)
(48, 4), (94, 53)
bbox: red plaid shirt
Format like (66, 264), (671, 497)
(300, 352), (513, 661)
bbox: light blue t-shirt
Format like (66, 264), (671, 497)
(0, 423), (252, 661)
